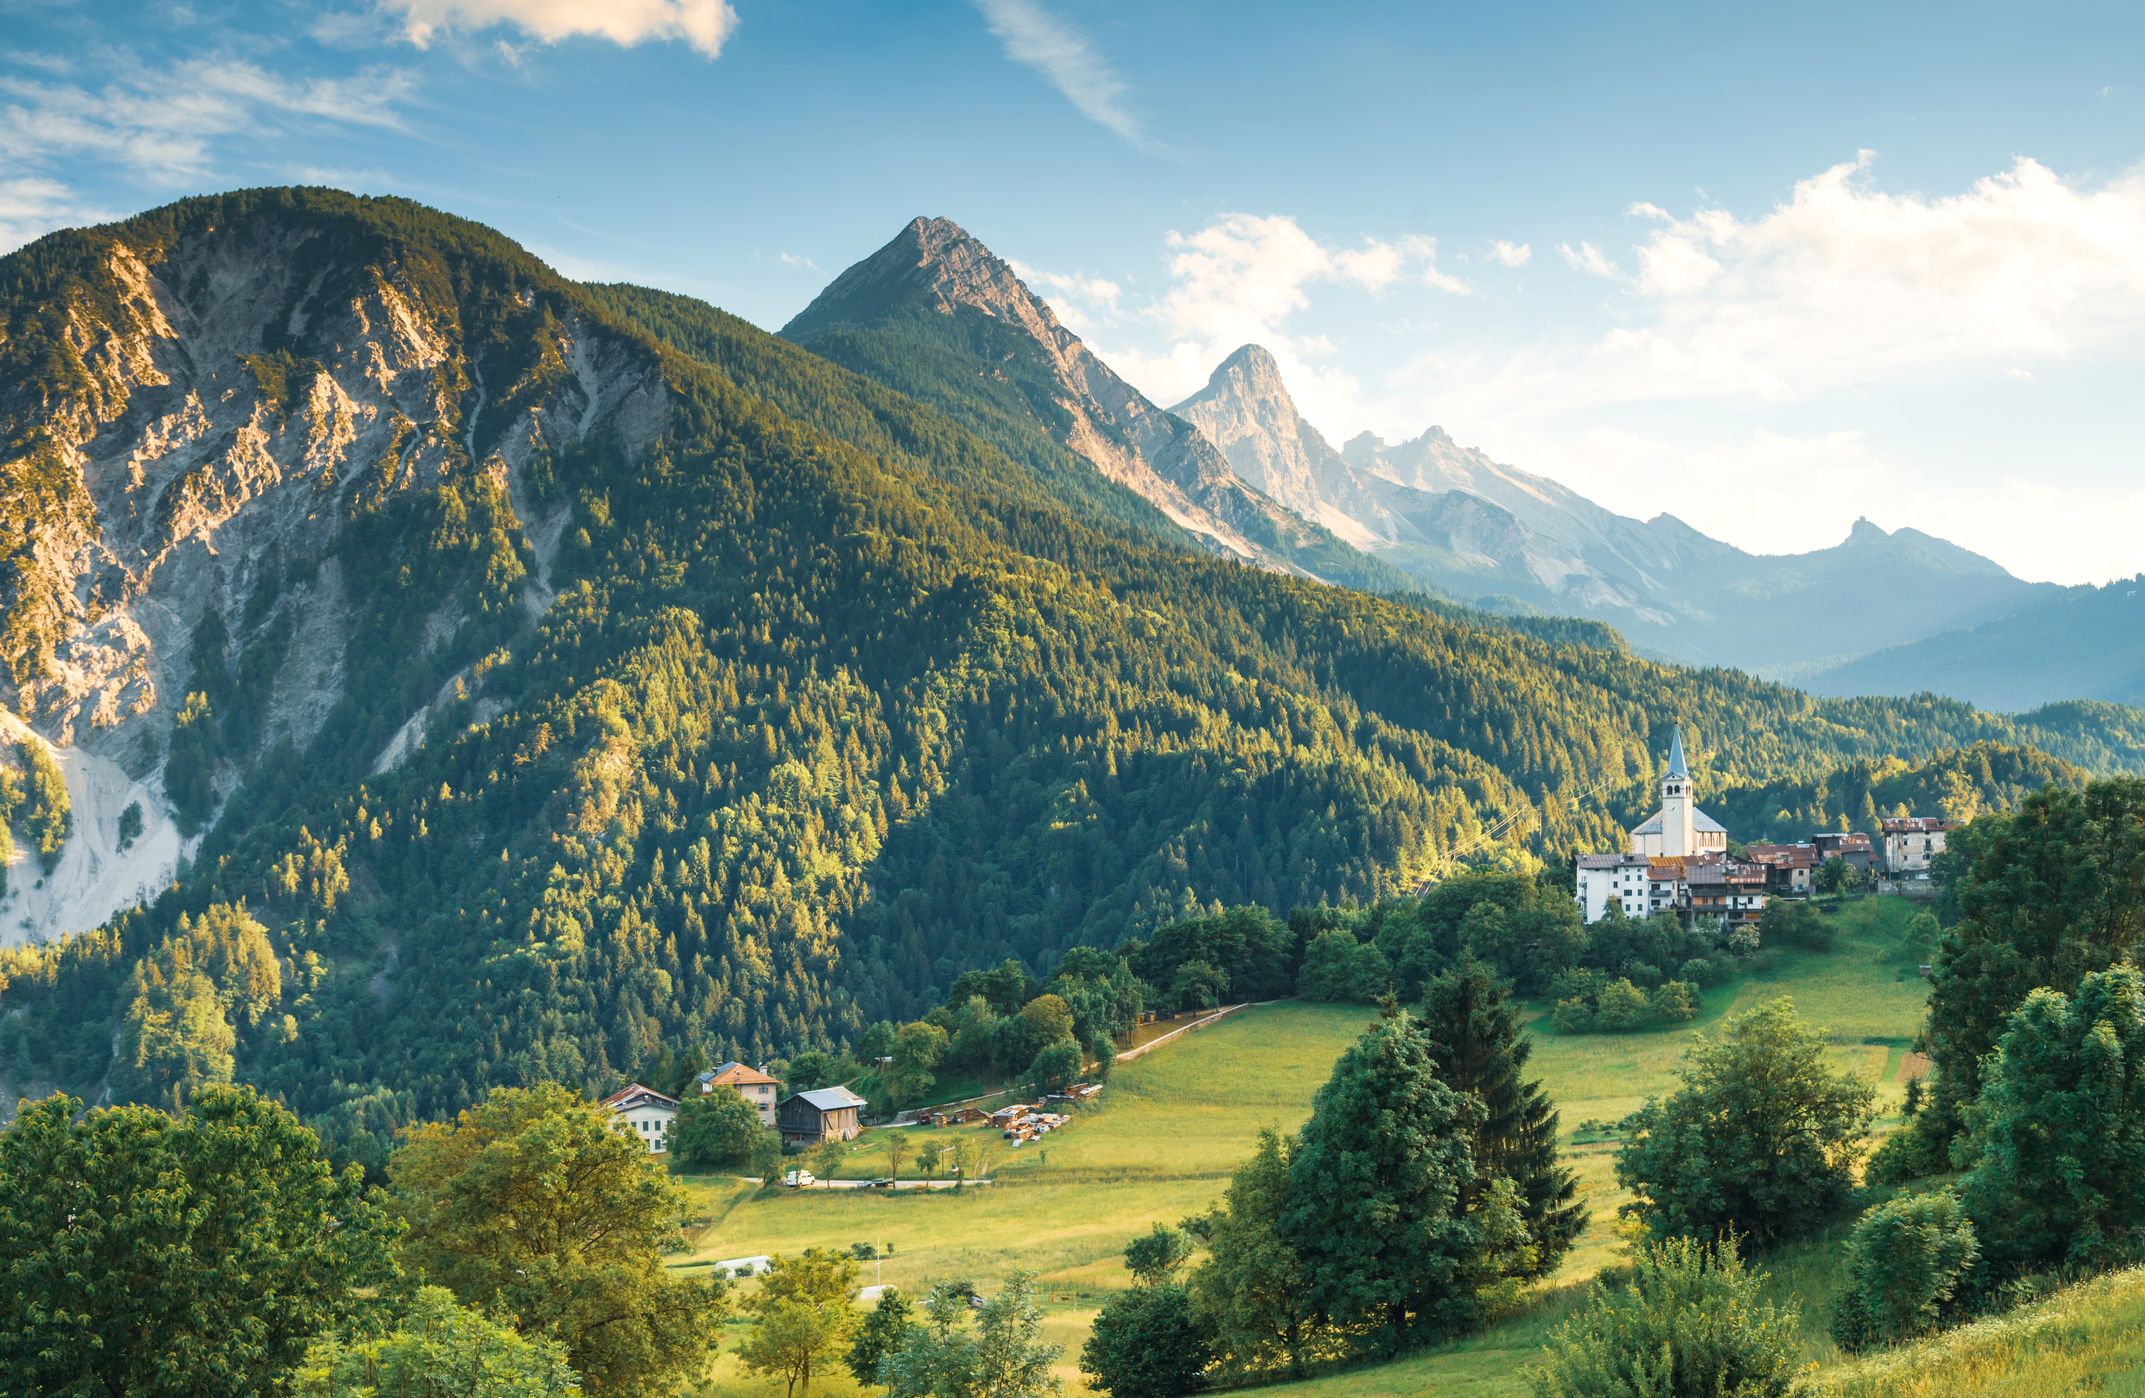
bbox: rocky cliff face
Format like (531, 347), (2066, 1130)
(0, 192), (669, 943)
(784, 219), (1358, 578)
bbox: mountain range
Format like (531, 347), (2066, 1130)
(779, 216), (2133, 705)
(0, 189), (2138, 1156)
(1170, 345), (2099, 691)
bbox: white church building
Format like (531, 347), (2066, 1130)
(1575, 728), (1733, 924)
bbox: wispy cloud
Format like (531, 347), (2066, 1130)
(0, 57), (415, 183)
(0, 176), (112, 255)
(1488, 239), (1532, 267)
(777, 250), (818, 271)
(971, 0), (1156, 152)
(1032, 212), (1465, 434)
(379, 0), (740, 58)
(1558, 240), (1620, 279)
(0, 45), (422, 253)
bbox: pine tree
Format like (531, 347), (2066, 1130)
(1419, 950), (1584, 1275)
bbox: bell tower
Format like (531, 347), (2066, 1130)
(1661, 726), (1695, 857)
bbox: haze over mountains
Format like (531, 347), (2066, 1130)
(1172, 345), (2088, 689)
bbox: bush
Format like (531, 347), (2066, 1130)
(1081, 1283), (1210, 1397)
(1530, 1235), (1798, 1398)
(1594, 978), (1651, 1031)
(1830, 1191), (1979, 1350)
(1650, 980), (1698, 1024)
(1296, 930), (1391, 1002)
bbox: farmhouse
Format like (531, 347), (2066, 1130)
(778, 1085), (866, 1146)
(599, 1082), (679, 1154)
(697, 1060), (781, 1126)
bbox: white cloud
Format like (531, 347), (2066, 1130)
(1488, 239), (1531, 267)
(0, 58), (415, 184)
(972, 0), (1154, 151)
(1558, 240), (1620, 279)
(380, 0), (739, 57)
(0, 176), (111, 255)
(0, 49), (421, 253)
(1589, 152), (2145, 402)
(1039, 212), (1463, 433)
(778, 250), (818, 271)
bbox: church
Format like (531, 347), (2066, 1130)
(1573, 728), (1735, 924)
(1626, 728), (1727, 858)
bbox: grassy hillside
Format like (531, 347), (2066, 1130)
(680, 897), (1931, 1396)
(1799, 1264), (2145, 1396)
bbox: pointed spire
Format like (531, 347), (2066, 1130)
(1666, 726), (1690, 780)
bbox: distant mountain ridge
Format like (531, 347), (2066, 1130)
(1173, 342), (2068, 686)
(1806, 576), (2145, 710)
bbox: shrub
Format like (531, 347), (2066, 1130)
(1081, 1283), (1210, 1397)
(1650, 980), (1698, 1024)
(1830, 1191), (1979, 1350)
(1530, 1235), (1798, 1398)
(1594, 978), (1651, 1031)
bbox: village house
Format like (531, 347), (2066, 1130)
(697, 1060), (781, 1126)
(1880, 816), (1956, 878)
(599, 1082), (679, 1154)
(1812, 831), (1878, 875)
(778, 1085), (867, 1147)
(1745, 842), (1819, 896)
(1686, 859), (1768, 925)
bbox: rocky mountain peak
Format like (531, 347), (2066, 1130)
(785, 214), (1067, 345)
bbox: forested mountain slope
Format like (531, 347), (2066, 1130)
(0, 190), (2139, 1162)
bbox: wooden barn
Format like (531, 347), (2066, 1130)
(778, 1086), (867, 1147)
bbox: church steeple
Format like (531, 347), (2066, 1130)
(1661, 727), (1695, 856)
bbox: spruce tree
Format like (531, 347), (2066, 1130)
(1420, 951), (1584, 1275)
(1278, 1009), (1532, 1355)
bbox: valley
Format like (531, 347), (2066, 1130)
(676, 895), (1930, 1396)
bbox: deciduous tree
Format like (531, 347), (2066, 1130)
(0, 1087), (395, 1398)
(739, 1249), (861, 1398)
(1615, 999), (1875, 1247)
(388, 1083), (721, 1393)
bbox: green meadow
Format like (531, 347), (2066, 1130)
(679, 896), (1934, 1396)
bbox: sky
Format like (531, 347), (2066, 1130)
(4, 1), (2144, 585)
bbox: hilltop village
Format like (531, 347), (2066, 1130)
(1575, 729), (1957, 925)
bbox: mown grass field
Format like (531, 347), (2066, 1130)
(679, 896), (1934, 1396)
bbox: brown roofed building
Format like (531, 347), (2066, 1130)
(698, 1060), (781, 1126)
(599, 1082), (679, 1154)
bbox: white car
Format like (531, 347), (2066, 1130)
(783, 1169), (817, 1188)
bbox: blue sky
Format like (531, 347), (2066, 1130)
(5, 1), (2143, 584)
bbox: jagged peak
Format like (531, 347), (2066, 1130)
(893, 214), (985, 260)
(1216, 343), (1283, 377)
(784, 213), (1060, 341)
(1184, 343), (1294, 412)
